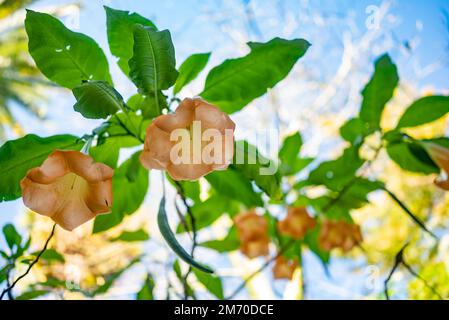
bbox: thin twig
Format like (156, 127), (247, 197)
(402, 261), (444, 300)
(383, 187), (438, 239)
(384, 243), (406, 300)
(0, 223), (56, 300)
(174, 181), (198, 300)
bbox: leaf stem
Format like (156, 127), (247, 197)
(0, 223), (56, 300)
(383, 187), (438, 239)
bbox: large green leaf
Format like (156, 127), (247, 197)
(359, 54), (398, 130)
(0, 134), (83, 202)
(173, 52), (211, 94)
(72, 81), (123, 119)
(232, 141), (281, 199)
(129, 25), (178, 98)
(105, 6), (156, 76)
(396, 96), (449, 128)
(386, 141), (438, 174)
(93, 152), (149, 233)
(25, 10), (111, 89)
(193, 267), (224, 299)
(157, 197), (213, 274)
(200, 37), (310, 113)
(206, 169), (263, 207)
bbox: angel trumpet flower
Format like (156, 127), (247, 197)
(140, 98), (235, 181)
(422, 142), (449, 190)
(277, 207), (316, 240)
(20, 150), (113, 231)
(235, 210), (270, 259)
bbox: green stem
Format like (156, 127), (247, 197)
(383, 187), (437, 239)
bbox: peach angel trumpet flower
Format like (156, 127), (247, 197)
(20, 150), (113, 231)
(140, 97), (235, 181)
(277, 207), (316, 240)
(318, 220), (362, 252)
(272, 256), (298, 280)
(234, 210), (270, 258)
(422, 142), (449, 190)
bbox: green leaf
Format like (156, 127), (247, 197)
(25, 10), (111, 89)
(173, 52), (211, 94)
(176, 195), (239, 233)
(35, 248), (65, 263)
(89, 135), (140, 169)
(359, 54), (399, 130)
(396, 96), (449, 128)
(206, 168), (263, 207)
(3, 224), (22, 250)
(16, 290), (48, 300)
(193, 267), (224, 299)
(340, 117), (373, 145)
(386, 141), (438, 174)
(157, 196), (213, 274)
(232, 141), (281, 199)
(167, 177), (201, 203)
(93, 152), (149, 233)
(72, 81), (123, 119)
(127, 92), (167, 118)
(129, 25), (178, 96)
(200, 226), (240, 253)
(111, 229), (149, 242)
(278, 132), (313, 176)
(336, 178), (384, 209)
(136, 274), (155, 300)
(279, 132), (302, 165)
(200, 37), (310, 113)
(105, 6), (156, 76)
(0, 134), (83, 202)
(304, 225), (330, 265)
(308, 145), (364, 191)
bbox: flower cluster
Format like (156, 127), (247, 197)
(318, 220), (362, 252)
(234, 210), (270, 259)
(20, 98), (235, 231)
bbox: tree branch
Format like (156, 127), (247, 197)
(0, 223), (56, 300)
(173, 181), (197, 300)
(383, 187), (438, 239)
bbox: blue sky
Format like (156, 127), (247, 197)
(1, 0), (448, 299)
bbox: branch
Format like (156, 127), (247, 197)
(0, 223), (56, 300)
(383, 187), (438, 239)
(173, 181), (197, 300)
(383, 243), (444, 300)
(384, 243), (406, 300)
(402, 261), (444, 300)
